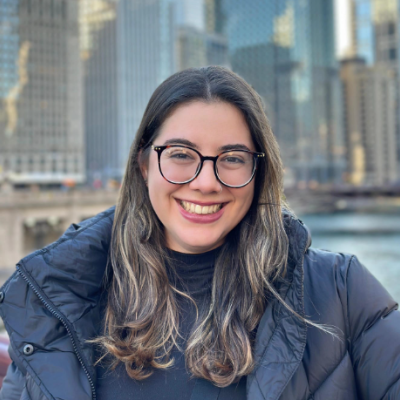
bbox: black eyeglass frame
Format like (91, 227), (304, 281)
(151, 144), (265, 188)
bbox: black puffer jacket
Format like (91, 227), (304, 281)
(0, 206), (399, 400)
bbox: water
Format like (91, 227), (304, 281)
(299, 213), (400, 302)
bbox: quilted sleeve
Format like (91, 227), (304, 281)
(0, 361), (26, 400)
(346, 256), (400, 399)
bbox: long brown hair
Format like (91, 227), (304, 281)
(95, 66), (289, 387)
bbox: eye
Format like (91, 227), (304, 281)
(163, 147), (198, 163)
(219, 155), (246, 164)
(226, 156), (245, 164)
(170, 152), (191, 159)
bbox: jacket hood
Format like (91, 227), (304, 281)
(14, 205), (311, 400)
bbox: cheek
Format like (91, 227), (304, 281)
(238, 183), (255, 208)
(147, 155), (168, 193)
(147, 165), (176, 215)
(146, 154), (158, 180)
(229, 184), (255, 224)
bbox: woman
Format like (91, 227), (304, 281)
(0, 66), (399, 400)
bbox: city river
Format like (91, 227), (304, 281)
(299, 213), (400, 302)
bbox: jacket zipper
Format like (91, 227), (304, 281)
(17, 264), (96, 400)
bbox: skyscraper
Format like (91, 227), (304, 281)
(80, 0), (117, 184)
(0, 0), (84, 185)
(205, 0), (224, 35)
(81, 0), (177, 184)
(176, 25), (228, 71)
(81, 0), (228, 184)
(221, 0), (345, 185)
(345, 0), (400, 181)
(347, 0), (399, 70)
(372, 0), (398, 70)
(347, 0), (374, 63)
(341, 58), (397, 185)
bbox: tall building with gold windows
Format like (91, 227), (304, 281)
(342, 0), (400, 184)
(0, 0), (84, 186)
(341, 58), (397, 185)
(220, 0), (345, 185)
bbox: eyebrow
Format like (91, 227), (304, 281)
(163, 138), (199, 148)
(218, 143), (252, 152)
(162, 138), (252, 152)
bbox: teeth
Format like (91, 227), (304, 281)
(181, 201), (222, 215)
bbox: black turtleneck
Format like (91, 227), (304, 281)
(96, 247), (247, 400)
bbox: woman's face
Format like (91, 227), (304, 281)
(141, 101), (256, 254)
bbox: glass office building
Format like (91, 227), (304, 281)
(0, 0), (84, 185)
(349, 0), (374, 64)
(81, 0), (176, 184)
(81, 0), (228, 184)
(221, 0), (345, 185)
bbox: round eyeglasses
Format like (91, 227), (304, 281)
(151, 145), (265, 188)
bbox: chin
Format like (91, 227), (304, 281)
(174, 232), (225, 254)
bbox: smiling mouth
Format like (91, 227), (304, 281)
(180, 200), (224, 215)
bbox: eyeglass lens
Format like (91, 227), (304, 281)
(160, 146), (254, 186)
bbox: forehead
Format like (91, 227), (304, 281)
(156, 101), (255, 151)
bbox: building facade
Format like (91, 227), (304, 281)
(81, 0), (229, 184)
(221, 0), (345, 186)
(81, 0), (177, 184)
(176, 25), (228, 71)
(372, 0), (399, 71)
(346, 0), (374, 63)
(0, 0), (84, 185)
(345, 0), (400, 182)
(341, 58), (397, 185)
(347, 0), (399, 68)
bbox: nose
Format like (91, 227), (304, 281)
(188, 160), (222, 194)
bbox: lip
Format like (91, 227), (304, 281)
(175, 199), (226, 224)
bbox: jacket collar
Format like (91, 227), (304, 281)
(19, 206), (311, 400)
